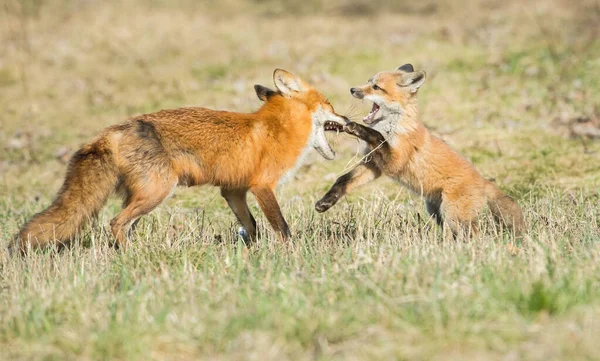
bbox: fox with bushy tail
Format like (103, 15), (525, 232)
(11, 138), (119, 253)
(11, 69), (348, 254)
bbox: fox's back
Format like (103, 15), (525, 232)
(143, 107), (257, 150)
(104, 105), (311, 188)
(388, 130), (486, 199)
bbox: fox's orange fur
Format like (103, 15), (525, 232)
(12, 69), (347, 254)
(316, 64), (524, 237)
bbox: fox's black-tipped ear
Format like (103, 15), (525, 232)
(396, 64), (414, 73)
(254, 84), (277, 101)
(398, 70), (426, 94)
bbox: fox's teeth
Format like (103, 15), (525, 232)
(363, 103), (380, 123)
(363, 110), (376, 122)
(324, 121), (343, 131)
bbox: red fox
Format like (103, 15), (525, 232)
(316, 64), (524, 237)
(11, 69), (347, 253)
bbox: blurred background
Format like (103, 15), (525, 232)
(1, 0), (599, 226)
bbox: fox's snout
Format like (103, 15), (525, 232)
(350, 87), (364, 99)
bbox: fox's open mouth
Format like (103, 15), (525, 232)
(363, 103), (380, 124)
(324, 121), (344, 132)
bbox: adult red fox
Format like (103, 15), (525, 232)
(11, 69), (347, 253)
(316, 64), (524, 237)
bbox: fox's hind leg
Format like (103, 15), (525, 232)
(425, 199), (443, 226)
(438, 195), (480, 240)
(108, 119), (180, 249)
(221, 188), (257, 243)
(110, 173), (177, 249)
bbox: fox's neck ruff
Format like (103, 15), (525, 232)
(279, 123), (313, 186)
(254, 99), (315, 186)
(374, 100), (420, 141)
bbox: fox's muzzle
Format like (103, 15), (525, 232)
(350, 87), (364, 99)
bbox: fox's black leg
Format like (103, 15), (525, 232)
(250, 186), (291, 242)
(425, 199), (443, 226)
(315, 162), (381, 213)
(344, 122), (391, 167)
(221, 188), (258, 243)
(315, 122), (390, 213)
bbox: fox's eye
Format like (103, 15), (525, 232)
(373, 84), (381, 91)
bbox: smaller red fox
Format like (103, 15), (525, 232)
(11, 69), (348, 254)
(316, 64), (524, 237)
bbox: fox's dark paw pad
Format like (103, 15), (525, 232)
(315, 198), (336, 213)
(343, 122), (362, 136)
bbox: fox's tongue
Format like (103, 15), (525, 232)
(363, 103), (380, 124)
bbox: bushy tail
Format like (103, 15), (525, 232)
(10, 136), (119, 254)
(486, 182), (525, 236)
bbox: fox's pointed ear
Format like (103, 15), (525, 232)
(396, 63), (414, 73)
(254, 84), (277, 101)
(273, 69), (306, 97)
(398, 70), (426, 94)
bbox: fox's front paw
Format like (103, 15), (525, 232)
(315, 194), (339, 213)
(315, 200), (332, 213)
(343, 122), (363, 137)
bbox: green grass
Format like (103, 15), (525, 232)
(2, 196), (600, 360)
(1, 0), (600, 360)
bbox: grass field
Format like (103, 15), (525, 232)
(1, 0), (600, 360)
